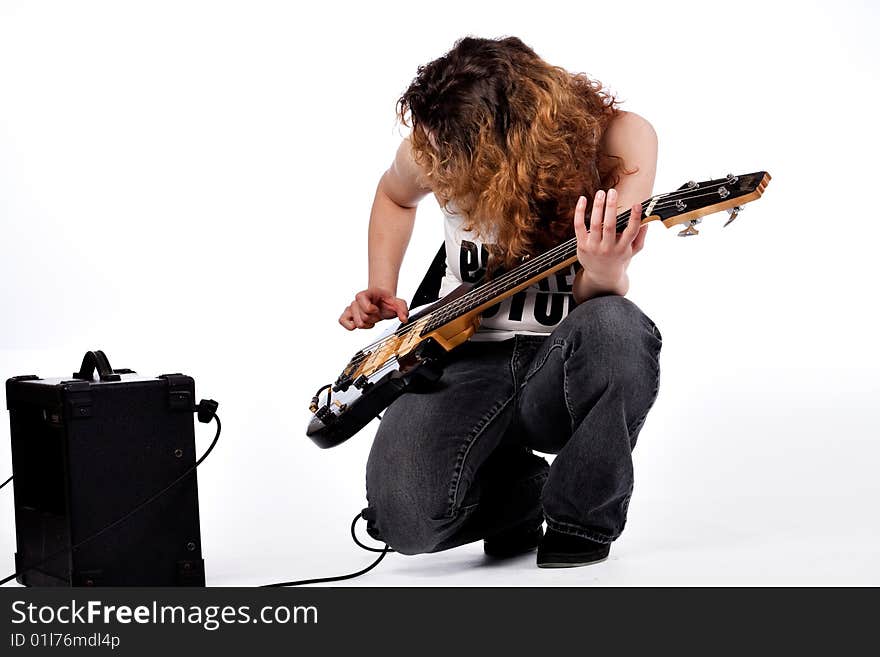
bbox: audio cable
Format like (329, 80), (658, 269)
(262, 512), (393, 587)
(1, 401), (393, 587)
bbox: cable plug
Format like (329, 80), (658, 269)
(196, 398), (219, 423)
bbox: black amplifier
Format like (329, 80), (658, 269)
(5, 350), (207, 586)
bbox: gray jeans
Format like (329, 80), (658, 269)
(363, 295), (662, 555)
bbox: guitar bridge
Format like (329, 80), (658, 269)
(314, 405), (337, 424)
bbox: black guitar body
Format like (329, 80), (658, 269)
(306, 339), (447, 448)
(305, 282), (476, 448)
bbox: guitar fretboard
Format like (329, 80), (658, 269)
(417, 172), (767, 336)
(419, 202), (648, 335)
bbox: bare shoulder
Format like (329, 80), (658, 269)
(602, 110), (658, 151)
(601, 111), (658, 200)
(382, 137), (432, 207)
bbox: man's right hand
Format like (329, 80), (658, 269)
(339, 288), (409, 330)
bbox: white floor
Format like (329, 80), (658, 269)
(1, 348), (878, 588)
(214, 356), (880, 587)
(214, 355), (879, 587)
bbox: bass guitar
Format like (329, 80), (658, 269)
(307, 171), (771, 448)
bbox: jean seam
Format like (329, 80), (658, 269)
(628, 371), (660, 435)
(544, 511), (616, 544)
(517, 339), (577, 436)
(457, 502), (480, 514)
(630, 337), (662, 435)
(447, 394), (516, 518)
(558, 339), (577, 434)
(520, 338), (563, 385)
(511, 336), (521, 388)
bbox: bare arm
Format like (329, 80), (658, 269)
(572, 111), (658, 302)
(367, 138), (430, 291)
(340, 138), (432, 330)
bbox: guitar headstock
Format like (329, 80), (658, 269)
(645, 171), (771, 236)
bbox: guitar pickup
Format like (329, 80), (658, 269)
(353, 375), (372, 390)
(332, 375), (353, 393)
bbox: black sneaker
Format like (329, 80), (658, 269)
(484, 521), (544, 559)
(537, 527), (610, 568)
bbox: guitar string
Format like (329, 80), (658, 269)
(347, 176), (742, 353)
(422, 187), (757, 328)
(426, 183), (752, 323)
(337, 180), (750, 377)
(335, 180), (753, 376)
(342, 179), (734, 359)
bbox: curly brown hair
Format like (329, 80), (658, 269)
(397, 36), (627, 273)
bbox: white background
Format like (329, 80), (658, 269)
(1, 0), (878, 586)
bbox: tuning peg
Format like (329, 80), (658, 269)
(677, 220), (700, 237)
(723, 205), (744, 227)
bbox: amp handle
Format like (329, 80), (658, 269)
(73, 350), (121, 382)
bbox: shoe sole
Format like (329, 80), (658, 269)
(537, 554), (609, 568)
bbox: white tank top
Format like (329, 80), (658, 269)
(436, 197), (579, 342)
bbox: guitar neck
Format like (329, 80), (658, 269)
(418, 171), (770, 336)
(420, 205), (652, 335)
